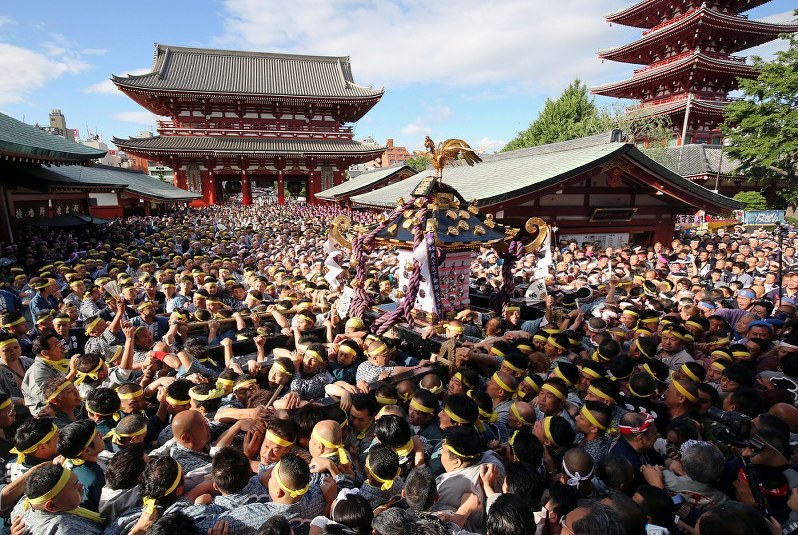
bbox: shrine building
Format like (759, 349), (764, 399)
(348, 131), (744, 246)
(112, 44), (387, 206)
(592, 0), (798, 144)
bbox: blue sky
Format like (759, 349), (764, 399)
(0, 1), (794, 154)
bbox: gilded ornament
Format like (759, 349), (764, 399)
(386, 224), (397, 235)
(446, 210), (458, 220)
(457, 220), (469, 231)
(404, 263), (415, 272)
(459, 210), (470, 220)
(402, 219), (413, 229)
(396, 197), (405, 207)
(421, 137), (483, 180)
(484, 214), (495, 228)
(446, 226), (459, 236)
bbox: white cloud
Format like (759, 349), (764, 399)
(475, 136), (505, 153)
(113, 111), (160, 125)
(0, 16), (15, 27)
(400, 104), (453, 136)
(84, 67), (150, 94)
(401, 119), (432, 136)
(759, 11), (796, 24)
(0, 43), (89, 106)
(215, 0), (625, 91)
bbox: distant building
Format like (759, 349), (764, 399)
(48, 109), (75, 141)
(380, 138), (411, 167)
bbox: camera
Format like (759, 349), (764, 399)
(707, 407), (755, 448)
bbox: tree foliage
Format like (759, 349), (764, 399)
(722, 25), (798, 201)
(405, 155), (431, 172)
(732, 191), (768, 211)
(502, 79), (608, 151)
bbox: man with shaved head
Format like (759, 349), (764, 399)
(308, 419), (353, 486)
(169, 409), (213, 491)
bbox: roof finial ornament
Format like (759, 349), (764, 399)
(422, 136), (482, 182)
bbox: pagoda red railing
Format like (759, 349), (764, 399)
(632, 51), (747, 74)
(627, 92), (740, 110)
(157, 121), (354, 139)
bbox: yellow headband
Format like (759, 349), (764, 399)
(3, 316), (25, 328)
(396, 438), (415, 458)
(635, 338), (654, 360)
(35, 311), (54, 324)
(117, 388), (144, 400)
(421, 383), (443, 395)
(493, 373), (516, 394)
(503, 359), (525, 373)
(166, 395), (190, 406)
(548, 339), (567, 351)
(366, 456), (400, 491)
(685, 320), (704, 331)
(580, 405), (608, 431)
(233, 379), (257, 392)
(312, 430), (349, 465)
(587, 385), (613, 402)
(580, 366), (602, 380)
(523, 375), (541, 393)
(711, 361), (728, 372)
(627, 383), (654, 398)
(506, 306), (520, 312)
(542, 383), (566, 401)
(84, 317), (103, 334)
(46, 381), (73, 404)
(53, 317), (71, 325)
(104, 426), (146, 445)
(85, 401), (120, 421)
(490, 346), (505, 358)
(554, 367), (574, 387)
(0, 398), (11, 412)
(216, 378), (236, 389)
(711, 350), (733, 361)
(345, 318), (365, 329)
(366, 343), (388, 357)
(375, 395), (398, 405)
(24, 466), (71, 509)
(272, 361), (292, 376)
(304, 349), (325, 364)
(265, 430), (294, 448)
(273, 461), (309, 498)
(516, 343), (533, 352)
(410, 399), (435, 414)
(444, 323), (464, 333)
(673, 380), (699, 403)
(189, 386), (225, 402)
(510, 402), (532, 426)
(680, 364), (702, 383)
(444, 406), (470, 424)
(143, 463), (182, 513)
(452, 372), (473, 390)
(0, 338), (19, 350)
(339, 345), (358, 357)
(11, 423), (58, 463)
(543, 417), (559, 448)
(446, 441), (481, 460)
(74, 360), (104, 386)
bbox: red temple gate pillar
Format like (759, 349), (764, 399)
(307, 163), (318, 204)
(277, 170), (285, 205)
(241, 170), (252, 206)
(203, 170), (219, 205)
(173, 167), (188, 190)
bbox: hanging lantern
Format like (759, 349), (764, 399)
(287, 181), (304, 196)
(224, 180), (241, 194)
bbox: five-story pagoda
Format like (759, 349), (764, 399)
(112, 44), (386, 205)
(592, 0), (798, 144)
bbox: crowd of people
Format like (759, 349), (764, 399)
(0, 199), (796, 535)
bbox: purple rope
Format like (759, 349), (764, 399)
(349, 197), (418, 319)
(493, 240), (524, 314)
(372, 207), (427, 335)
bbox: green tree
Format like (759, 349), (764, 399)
(405, 155), (431, 172)
(722, 24), (798, 203)
(502, 79), (607, 151)
(733, 191), (768, 211)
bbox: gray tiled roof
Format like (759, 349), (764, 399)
(112, 135), (386, 156)
(350, 134), (742, 213)
(316, 164), (416, 200)
(112, 44), (384, 99)
(0, 112), (106, 163)
(646, 144), (741, 177)
(17, 163), (200, 202)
